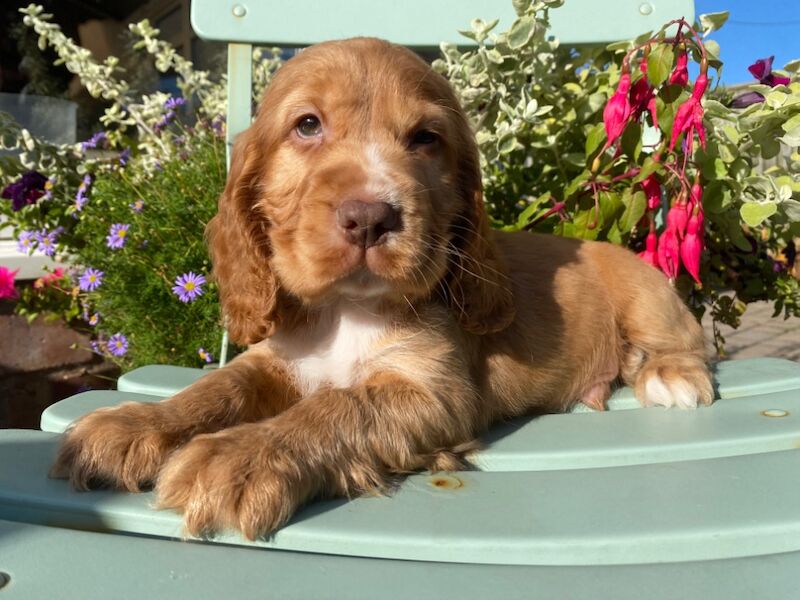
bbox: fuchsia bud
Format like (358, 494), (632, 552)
(689, 180), (703, 211)
(669, 198), (689, 240)
(680, 206), (704, 284)
(669, 51), (689, 86)
(641, 175), (662, 210)
(602, 72), (632, 150)
(657, 228), (681, 280)
(638, 230), (659, 268)
(669, 73), (708, 153)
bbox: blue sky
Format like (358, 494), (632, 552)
(696, 0), (800, 84)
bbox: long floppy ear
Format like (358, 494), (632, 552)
(206, 127), (283, 345)
(447, 126), (516, 335)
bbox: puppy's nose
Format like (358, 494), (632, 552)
(336, 200), (400, 248)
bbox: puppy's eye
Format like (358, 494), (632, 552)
(296, 115), (322, 138)
(410, 129), (439, 147)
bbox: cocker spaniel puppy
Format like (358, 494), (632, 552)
(52, 38), (713, 539)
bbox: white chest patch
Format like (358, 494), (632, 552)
(267, 303), (389, 395)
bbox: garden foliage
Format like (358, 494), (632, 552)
(0, 1), (799, 369)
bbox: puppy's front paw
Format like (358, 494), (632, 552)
(156, 424), (313, 540)
(51, 402), (177, 491)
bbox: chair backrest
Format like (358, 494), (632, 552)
(190, 0), (694, 364)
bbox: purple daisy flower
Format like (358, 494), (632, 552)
(119, 148), (131, 166)
(198, 347), (214, 363)
(108, 333), (128, 357)
(35, 228), (60, 257)
(80, 131), (107, 152)
(2, 171), (47, 211)
(73, 174), (92, 214)
(129, 199), (145, 213)
(43, 176), (56, 201)
(106, 223), (130, 249)
(16, 230), (36, 255)
(90, 340), (103, 355)
(88, 312), (100, 326)
(172, 272), (206, 303)
(164, 96), (186, 111)
(78, 268), (104, 291)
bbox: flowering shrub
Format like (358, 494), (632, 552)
(0, 5), (281, 369)
(436, 1), (800, 349)
(0, 1), (798, 370)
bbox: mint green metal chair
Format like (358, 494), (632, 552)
(6, 1), (800, 597)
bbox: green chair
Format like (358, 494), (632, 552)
(5, 1), (800, 597)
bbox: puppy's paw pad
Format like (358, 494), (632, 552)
(642, 374), (700, 409)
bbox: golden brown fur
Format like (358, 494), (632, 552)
(51, 38), (713, 539)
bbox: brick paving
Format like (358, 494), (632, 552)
(702, 301), (800, 362)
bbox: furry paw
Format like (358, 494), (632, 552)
(635, 355), (714, 409)
(50, 402), (177, 491)
(156, 424), (314, 539)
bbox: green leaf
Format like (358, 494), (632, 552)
(740, 202), (777, 227)
(647, 44), (674, 87)
(584, 122), (605, 158)
(780, 123), (800, 147)
(619, 189), (647, 232)
(507, 16), (536, 49)
(633, 157), (663, 183)
(699, 11), (729, 35)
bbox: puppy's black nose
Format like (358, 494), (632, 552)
(336, 200), (400, 248)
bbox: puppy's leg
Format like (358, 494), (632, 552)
(157, 369), (481, 539)
(618, 277), (713, 409)
(51, 348), (299, 491)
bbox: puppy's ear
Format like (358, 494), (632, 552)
(206, 127), (284, 345)
(447, 128), (516, 335)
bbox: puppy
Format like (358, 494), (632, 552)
(51, 38), (713, 539)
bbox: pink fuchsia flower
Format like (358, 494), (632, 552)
(2, 171), (47, 211)
(669, 51), (689, 86)
(669, 73), (708, 153)
(680, 206), (705, 284)
(198, 347), (214, 363)
(641, 175), (662, 210)
(669, 199), (689, 240)
(0, 266), (19, 299)
(689, 180), (703, 211)
(108, 333), (129, 357)
(106, 223), (130, 249)
(657, 228), (681, 280)
(172, 272), (206, 303)
(630, 69), (658, 129)
(602, 72), (632, 151)
(78, 267), (104, 291)
(638, 230), (659, 268)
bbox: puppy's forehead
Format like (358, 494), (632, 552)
(266, 39), (453, 124)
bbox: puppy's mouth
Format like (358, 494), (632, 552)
(333, 267), (392, 300)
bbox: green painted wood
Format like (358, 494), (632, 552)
(39, 386), (800, 471)
(3, 428), (800, 566)
(2, 519), (798, 600)
(116, 364), (209, 396)
(191, 0), (694, 47)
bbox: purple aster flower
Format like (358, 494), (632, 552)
(35, 228), (60, 257)
(2, 171), (47, 211)
(90, 340), (103, 355)
(73, 174), (92, 214)
(172, 271), (206, 303)
(129, 199), (145, 213)
(16, 230), (36, 254)
(198, 347), (214, 363)
(78, 268), (104, 291)
(119, 148), (131, 167)
(108, 333), (128, 357)
(106, 223), (130, 249)
(80, 131), (107, 152)
(43, 176), (56, 201)
(164, 96), (186, 111)
(88, 312), (100, 326)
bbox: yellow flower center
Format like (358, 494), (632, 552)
(119, 229), (127, 238)
(184, 281), (195, 291)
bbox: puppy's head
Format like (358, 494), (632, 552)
(208, 38), (514, 344)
